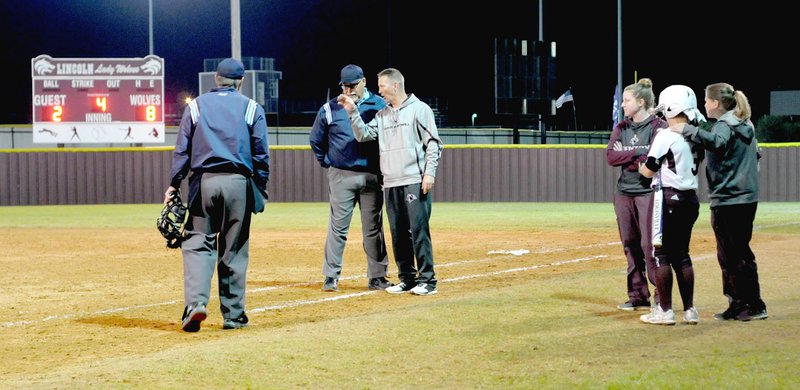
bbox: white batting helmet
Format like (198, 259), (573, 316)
(656, 85), (706, 122)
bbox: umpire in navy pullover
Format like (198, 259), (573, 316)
(309, 65), (392, 291)
(168, 73), (270, 206)
(309, 87), (385, 173)
(165, 58), (269, 332)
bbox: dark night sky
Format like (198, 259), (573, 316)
(2, 1), (795, 129)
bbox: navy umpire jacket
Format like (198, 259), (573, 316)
(309, 89), (385, 174)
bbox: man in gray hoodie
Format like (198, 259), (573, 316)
(338, 68), (443, 296)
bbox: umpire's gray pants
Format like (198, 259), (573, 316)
(182, 172), (251, 320)
(322, 167), (389, 279)
(385, 183), (436, 287)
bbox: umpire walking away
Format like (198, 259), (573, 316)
(164, 58), (270, 332)
(309, 64), (394, 292)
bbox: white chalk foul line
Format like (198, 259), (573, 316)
(440, 242), (618, 269)
(1, 301), (180, 328)
(247, 255), (611, 312)
(443, 255), (607, 282)
(250, 291), (379, 313)
(1, 251), (609, 328)
(246, 255), (608, 312)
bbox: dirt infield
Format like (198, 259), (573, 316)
(1, 203), (797, 387)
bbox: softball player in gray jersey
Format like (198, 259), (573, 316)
(606, 78), (666, 311)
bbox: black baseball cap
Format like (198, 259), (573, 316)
(339, 64), (364, 85)
(217, 58), (245, 79)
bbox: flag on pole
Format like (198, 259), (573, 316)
(555, 89), (573, 109)
(612, 85), (621, 129)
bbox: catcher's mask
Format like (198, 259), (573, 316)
(157, 190), (187, 249)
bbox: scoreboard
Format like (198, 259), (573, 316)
(31, 55), (165, 144)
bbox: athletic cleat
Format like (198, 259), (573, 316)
(181, 303), (207, 332)
(368, 276), (395, 290)
(683, 307), (699, 324)
(410, 283), (438, 296)
(385, 282), (413, 294)
(640, 306), (676, 325)
(748, 308), (769, 320)
(713, 305), (749, 321)
(617, 300), (651, 311)
(322, 277), (339, 292)
(223, 313), (249, 330)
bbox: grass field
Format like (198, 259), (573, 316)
(0, 202), (798, 388)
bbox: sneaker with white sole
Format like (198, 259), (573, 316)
(683, 307), (699, 324)
(222, 313), (249, 330)
(385, 282), (413, 294)
(322, 277), (338, 292)
(640, 305), (676, 325)
(181, 303), (207, 332)
(410, 283), (438, 296)
(617, 300), (650, 311)
(747, 308), (769, 320)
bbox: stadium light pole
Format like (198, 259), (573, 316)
(148, 0), (153, 55)
(538, 1), (543, 41)
(539, 0), (546, 143)
(231, 0), (241, 60)
(616, 0), (623, 125)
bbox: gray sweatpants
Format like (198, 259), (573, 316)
(182, 173), (251, 321)
(322, 167), (389, 279)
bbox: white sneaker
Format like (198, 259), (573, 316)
(385, 282), (412, 294)
(683, 307), (699, 324)
(640, 305), (676, 325)
(410, 283), (438, 296)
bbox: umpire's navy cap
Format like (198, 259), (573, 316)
(217, 58), (245, 79)
(340, 64), (364, 85)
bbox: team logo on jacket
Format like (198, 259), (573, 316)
(631, 134), (639, 145)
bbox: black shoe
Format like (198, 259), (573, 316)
(747, 308), (769, 320)
(713, 305), (750, 321)
(617, 301), (650, 311)
(322, 277), (339, 292)
(223, 313), (249, 330)
(181, 303), (207, 332)
(368, 276), (395, 290)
